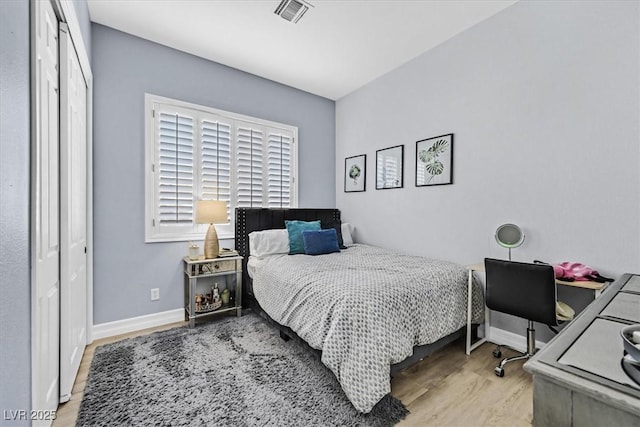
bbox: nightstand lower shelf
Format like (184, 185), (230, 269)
(185, 305), (241, 325)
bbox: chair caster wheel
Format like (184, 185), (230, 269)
(495, 367), (505, 377)
(493, 349), (502, 358)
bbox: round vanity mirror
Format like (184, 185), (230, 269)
(495, 223), (525, 249)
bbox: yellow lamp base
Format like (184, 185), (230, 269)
(204, 223), (220, 259)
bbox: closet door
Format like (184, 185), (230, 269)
(33, 0), (60, 416)
(59, 23), (88, 403)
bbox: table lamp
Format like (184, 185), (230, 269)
(195, 200), (227, 259)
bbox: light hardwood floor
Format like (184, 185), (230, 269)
(393, 340), (533, 426)
(53, 324), (532, 427)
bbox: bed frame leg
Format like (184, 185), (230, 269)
(279, 330), (291, 341)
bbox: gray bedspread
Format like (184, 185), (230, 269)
(251, 244), (484, 413)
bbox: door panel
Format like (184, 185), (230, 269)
(33, 0), (60, 417)
(59, 24), (88, 403)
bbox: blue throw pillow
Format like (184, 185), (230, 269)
(285, 220), (321, 254)
(321, 220), (347, 249)
(302, 229), (340, 256)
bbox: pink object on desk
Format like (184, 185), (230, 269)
(553, 262), (612, 283)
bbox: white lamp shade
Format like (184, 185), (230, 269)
(195, 200), (227, 224)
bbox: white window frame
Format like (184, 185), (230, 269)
(145, 94), (298, 243)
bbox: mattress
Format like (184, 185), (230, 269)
(249, 243), (484, 412)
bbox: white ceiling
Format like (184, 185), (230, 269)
(87, 0), (517, 100)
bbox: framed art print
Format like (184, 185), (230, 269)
(376, 145), (404, 190)
(416, 134), (453, 187)
(344, 154), (366, 192)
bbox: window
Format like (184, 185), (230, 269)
(145, 94), (297, 242)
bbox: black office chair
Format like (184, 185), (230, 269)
(485, 258), (559, 377)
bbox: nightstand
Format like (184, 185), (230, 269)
(183, 255), (243, 327)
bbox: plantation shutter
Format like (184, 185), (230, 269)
(155, 109), (195, 232)
(267, 128), (293, 208)
(236, 122), (264, 208)
(200, 115), (232, 221)
(146, 94), (298, 242)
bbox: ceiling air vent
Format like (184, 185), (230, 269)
(274, 0), (313, 23)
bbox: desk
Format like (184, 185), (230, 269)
(465, 263), (608, 355)
(466, 264), (489, 355)
(524, 274), (640, 426)
(555, 278), (606, 298)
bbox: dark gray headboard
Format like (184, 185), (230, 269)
(235, 208), (341, 307)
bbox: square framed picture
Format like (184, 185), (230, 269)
(415, 134), (453, 187)
(344, 154), (366, 192)
(376, 145), (404, 190)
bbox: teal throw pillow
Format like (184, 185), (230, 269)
(285, 220), (321, 254)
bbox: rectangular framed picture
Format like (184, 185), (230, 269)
(376, 145), (404, 190)
(344, 154), (366, 192)
(415, 134), (453, 187)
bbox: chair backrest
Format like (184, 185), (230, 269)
(485, 258), (558, 326)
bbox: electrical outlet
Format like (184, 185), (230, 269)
(150, 288), (160, 301)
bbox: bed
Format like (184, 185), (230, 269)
(235, 208), (484, 413)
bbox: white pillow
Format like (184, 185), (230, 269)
(341, 223), (354, 245)
(248, 229), (290, 257)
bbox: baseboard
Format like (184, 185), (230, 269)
(488, 326), (547, 353)
(92, 308), (184, 340)
(92, 311), (547, 351)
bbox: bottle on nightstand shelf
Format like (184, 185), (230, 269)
(221, 288), (230, 305)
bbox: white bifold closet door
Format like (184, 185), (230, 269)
(33, 0), (61, 418)
(59, 23), (88, 403)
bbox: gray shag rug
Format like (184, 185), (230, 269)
(77, 313), (408, 426)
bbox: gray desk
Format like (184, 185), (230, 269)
(524, 274), (640, 426)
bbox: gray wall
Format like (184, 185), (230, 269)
(336, 0), (639, 339)
(71, 0), (91, 59)
(0, 0), (32, 418)
(92, 24), (335, 324)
